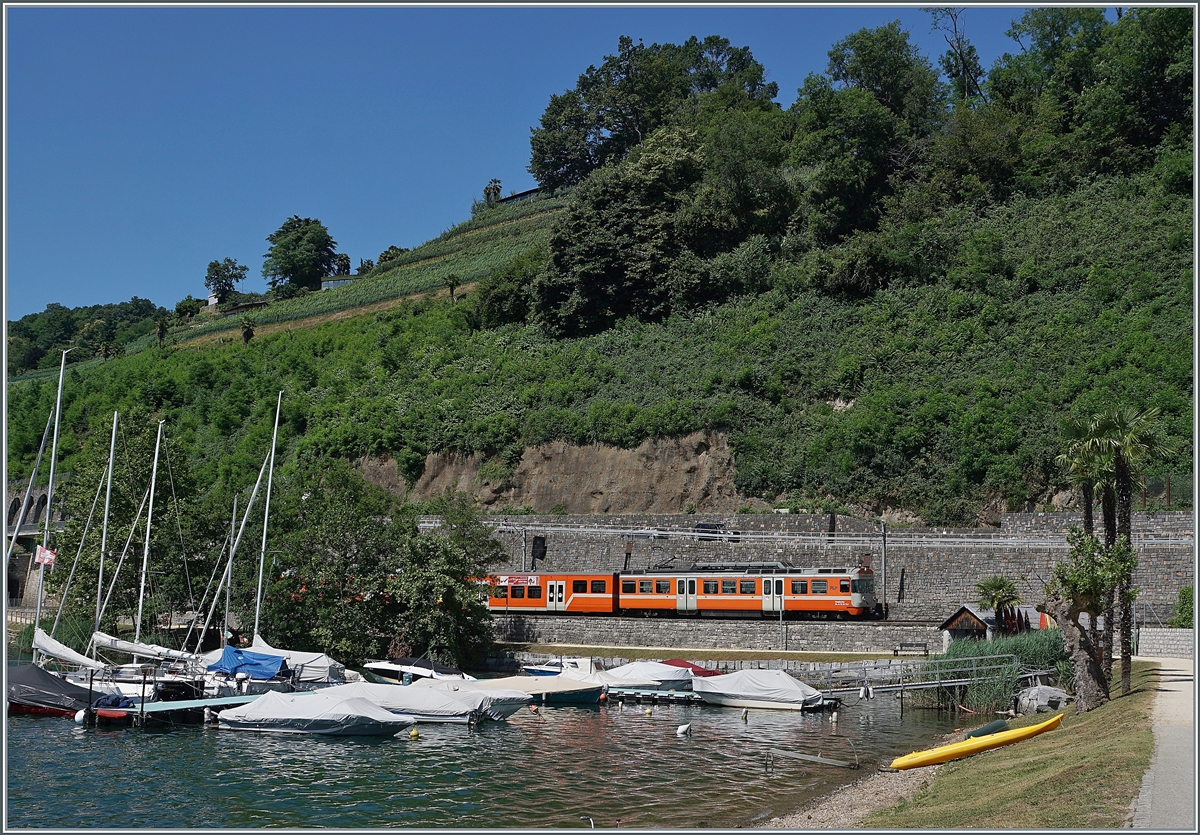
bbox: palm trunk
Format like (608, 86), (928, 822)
(1081, 482), (1094, 537)
(1115, 455), (1134, 695)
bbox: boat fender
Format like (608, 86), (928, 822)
(74, 709), (86, 724)
(867, 686), (874, 699)
(409, 728), (420, 739)
(644, 708), (652, 716)
(830, 711), (838, 723)
(859, 686), (868, 699)
(530, 704), (538, 714)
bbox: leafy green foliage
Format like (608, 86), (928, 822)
(7, 298), (168, 375)
(204, 258), (249, 304)
(1170, 585), (1193, 629)
(262, 216), (339, 291)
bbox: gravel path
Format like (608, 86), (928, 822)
(760, 764), (944, 828)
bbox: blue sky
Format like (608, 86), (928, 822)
(5, 5), (1064, 320)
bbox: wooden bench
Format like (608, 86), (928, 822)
(894, 642), (929, 657)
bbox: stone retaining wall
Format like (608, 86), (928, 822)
(493, 614), (944, 654)
(1136, 627), (1195, 658)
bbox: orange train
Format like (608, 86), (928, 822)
(486, 563), (882, 620)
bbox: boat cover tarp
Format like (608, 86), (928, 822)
(441, 675), (604, 702)
(248, 636), (346, 683)
(32, 628), (105, 670)
(206, 646), (288, 680)
(690, 669), (824, 707)
(604, 661), (694, 686)
(412, 679), (534, 719)
(661, 658), (722, 677)
(216, 689), (415, 735)
(559, 668), (660, 689)
(91, 631), (199, 663)
(317, 681), (480, 723)
(7, 663), (96, 712)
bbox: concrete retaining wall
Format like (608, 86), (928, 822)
(1136, 627), (1195, 658)
(493, 613), (943, 655)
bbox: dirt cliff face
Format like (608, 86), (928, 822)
(358, 429), (749, 514)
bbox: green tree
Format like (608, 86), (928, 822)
(928, 8), (987, 103)
(1170, 585), (1193, 629)
(239, 316), (256, 346)
(204, 258), (249, 304)
(377, 246), (409, 268)
(155, 316), (169, 349)
(356, 258), (375, 275)
(174, 295), (206, 320)
(262, 216), (338, 292)
(975, 575), (1023, 635)
(825, 20), (945, 136)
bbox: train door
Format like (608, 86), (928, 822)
(762, 577), (784, 613)
(676, 576), (697, 614)
(546, 579), (567, 612)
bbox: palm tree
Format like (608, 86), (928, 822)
(1057, 420), (1116, 676)
(155, 317), (169, 349)
(240, 316), (256, 346)
(1086, 406), (1176, 694)
(976, 575), (1023, 636)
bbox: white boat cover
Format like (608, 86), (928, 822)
(559, 668), (660, 689)
(441, 675), (604, 702)
(91, 631), (200, 663)
(412, 679), (534, 718)
(248, 636), (347, 683)
(690, 669), (825, 708)
(217, 689), (415, 735)
(33, 628), (104, 670)
(604, 661), (694, 686)
(317, 681), (480, 723)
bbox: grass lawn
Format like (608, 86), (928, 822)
(862, 661), (1157, 829)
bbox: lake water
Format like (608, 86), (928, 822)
(7, 694), (959, 829)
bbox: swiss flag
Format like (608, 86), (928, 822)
(34, 545), (56, 566)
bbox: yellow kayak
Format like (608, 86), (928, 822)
(889, 713), (1064, 770)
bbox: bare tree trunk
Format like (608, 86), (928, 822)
(1039, 594), (1110, 712)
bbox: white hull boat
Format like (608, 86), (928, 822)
(318, 681), (482, 724)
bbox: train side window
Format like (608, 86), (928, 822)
(591, 580), (607, 593)
(639, 580), (653, 594)
(811, 580), (828, 594)
(572, 580), (587, 593)
(494, 586), (508, 598)
(656, 580), (671, 594)
(511, 587), (526, 599)
(677, 580), (685, 594)
(622, 580), (636, 594)
(721, 580), (736, 594)
(527, 586), (542, 599)
(775, 580), (783, 595)
(740, 580), (756, 594)
(702, 580), (718, 594)
(791, 580), (807, 594)
(840, 579), (850, 593)
(688, 579), (696, 594)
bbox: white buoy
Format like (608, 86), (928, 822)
(830, 711), (839, 723)
(741, 708), (749, 722)
(676, 723), (691, 736)
(644, 708), (652, 716)
(74, 709), (86, 724)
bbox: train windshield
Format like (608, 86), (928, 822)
(852, 576), (875, 595)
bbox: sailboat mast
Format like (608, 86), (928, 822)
(134, 420), (165, 648)
(32, 348), (73, 664)
(95, 411), (118, 635)
(253, 391), (283, 639)
(224, 495), (235, 648)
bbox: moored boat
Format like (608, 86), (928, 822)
(316, 681), (481, 724)
(690, 669), (828, 711)
(216, 689), (415, 736)
(363, 656), (476, 683)
(7, 664), (96, 717)
(889, 713), (1064, 770)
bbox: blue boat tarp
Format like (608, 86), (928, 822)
(206, 647), (288, 680)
